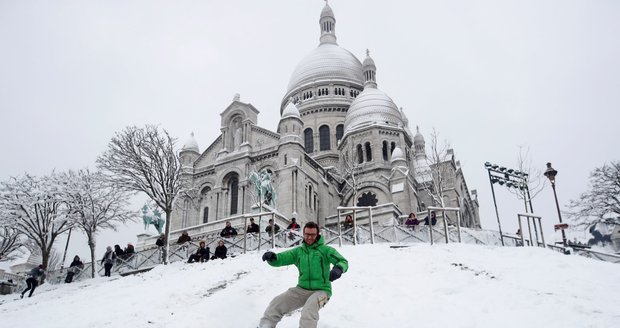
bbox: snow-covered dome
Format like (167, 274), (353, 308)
(286, 44), (363, 97)
(181, 132), (199, 153)
(391, 146), (405, 161)
(344, 88), (402, 133)
(282, 101), (301, 119)
(414, 126), (424, 144)
(282, 2), (363, 108)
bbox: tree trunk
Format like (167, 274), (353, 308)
(88, 236), (96, 278)
(164, 208), (172, 265)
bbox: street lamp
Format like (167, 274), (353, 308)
(543, 162), (568, 250)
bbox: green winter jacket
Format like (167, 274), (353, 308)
(268, 235), (348, 296)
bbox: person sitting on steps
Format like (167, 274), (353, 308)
(188, 240), (210, 263)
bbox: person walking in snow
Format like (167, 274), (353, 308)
(21, 264), (46, 298)
(101, 246), (116, 277)
(258, 221), (348, 328)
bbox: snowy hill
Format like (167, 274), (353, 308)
(1, 243), (618, 328)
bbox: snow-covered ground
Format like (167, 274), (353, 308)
(1, 243), (618, 328)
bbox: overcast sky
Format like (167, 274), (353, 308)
(1, 0), (619, 266)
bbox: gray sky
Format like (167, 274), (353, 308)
(1, 0), (619, 266)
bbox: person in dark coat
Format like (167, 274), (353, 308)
(124, 243), (135, 255)
(287, 218), (301, 239)
(423, 211), (437, 226)
(247, 218), (260, 234)
(155, 233), (166, 247)
(21, 265), (46, 298)
(65, 255), (84, 283)
(265, 219), (281, 236)
(188, 241), (210, 263)
(101, 246), (117, 277)
(405, 212), (420, 230)
(114, 244), (125, 258)
(343, 215), (354, 230)
(220, 221), (238, 238)
(177, 231), (191, 244)
(211, 240), (228, 260)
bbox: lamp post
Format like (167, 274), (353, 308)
(543, 162), (568, 250)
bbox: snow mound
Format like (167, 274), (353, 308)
(1, 243), (618, 328)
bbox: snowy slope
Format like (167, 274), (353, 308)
(1, 243), (618, 328)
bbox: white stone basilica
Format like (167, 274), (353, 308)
(170, 3), (480, 232)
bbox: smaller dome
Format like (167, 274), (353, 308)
(391, 147), (404, 161)
(414, 126), (425, 144)
(344, 88), (402, 133)
(181, 132), (199, 153)
(321, 2), (335, 19)
(362, 50), (376, 68)
(282, 101), (301, 119)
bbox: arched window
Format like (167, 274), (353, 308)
(336, 124), (344, 142)
(391, 142), (396, 154)
(203, 207), (209, 223)
(365, 142), (372, 162)
(357, 144), (363, 164)
(382, 141), (388, 161)
(319, 125), (331, 151)
(308, 185), (313, 208)
(304, 128), (314, 153)
(200, 186), (211, 223)
(357, 191), (378, 207)
(229, 176), (239, 215)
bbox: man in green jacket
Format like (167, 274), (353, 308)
(259, 221), (348, 328)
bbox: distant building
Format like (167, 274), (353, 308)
(170, 3), (480, 231)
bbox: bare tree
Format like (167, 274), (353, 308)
(0, 226), (23, 262)
(62, 169), (137, 277)
(418, 128), (453, 208)
(567, 161), (620, 230)
(0, 173), (72, 268)
(97, 125), (181, 264)
(507, 146), (547, 212)
(337, 142), (363, 205)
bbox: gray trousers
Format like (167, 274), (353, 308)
(259, 286), (330, 328)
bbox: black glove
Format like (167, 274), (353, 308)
(262, 251), (277, 262)
(329, 265), (343, 282)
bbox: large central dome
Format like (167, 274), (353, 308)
(286, 43), (363, 95)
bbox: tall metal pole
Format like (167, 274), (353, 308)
(550, 182), (568, 248)
(525, 184), (539, 245)
(60, 228), (72, 269)
(487, 170), (505, 246)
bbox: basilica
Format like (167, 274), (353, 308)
(170, 3), (480, 232)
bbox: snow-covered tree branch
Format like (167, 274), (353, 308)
(0, 173), (72, 268)
(62, 169), (137, 277)
(0, 225), (23, 262)
(567, 161), (620, 230)
(96, 125), (181, 264)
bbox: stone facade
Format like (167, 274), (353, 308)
(170, 3), (480, 232)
